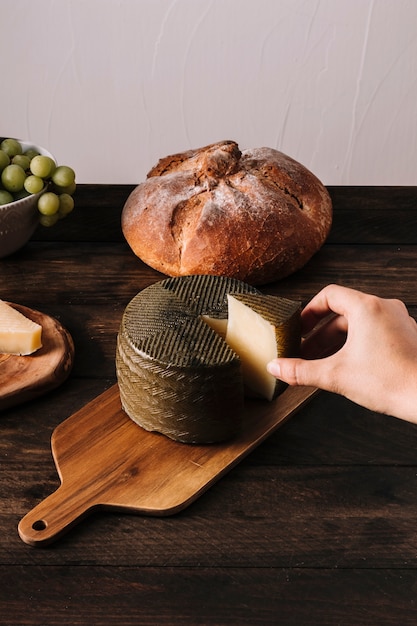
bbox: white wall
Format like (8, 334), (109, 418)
(2, 0), (416, 185)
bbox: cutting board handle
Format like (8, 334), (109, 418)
(18, 485), (95, 546)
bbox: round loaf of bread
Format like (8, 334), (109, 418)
(121, 140), (332, 285)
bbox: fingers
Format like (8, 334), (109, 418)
(301, 284), (361, 335)
(266, 285), (355, 391)
(301, 312), (348, 359)
(267, 356), (336, 391)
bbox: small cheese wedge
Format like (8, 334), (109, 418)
(200, 315), (228, 339)
(225, 293), (301, 401)
(0, 300), (42, 355)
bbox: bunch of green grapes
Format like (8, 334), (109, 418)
(0, 138), (76, 226)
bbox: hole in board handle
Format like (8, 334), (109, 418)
(32, 520), (47, 531)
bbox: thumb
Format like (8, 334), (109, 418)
(267, 357), (331, 389)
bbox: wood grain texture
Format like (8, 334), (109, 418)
(1, 565), (417, 626)
(1, 185), (417, 624)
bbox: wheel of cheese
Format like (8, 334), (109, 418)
(116, 274), (301, 444)
(116, 275), (259, 444)
(121, 140), (332, 285)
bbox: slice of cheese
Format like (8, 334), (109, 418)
(225, 293), (301, 401)
(0, 300), (42, 355)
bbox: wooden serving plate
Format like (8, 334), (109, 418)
(0, 303), (74, 411)
(18, 382), (318, 547)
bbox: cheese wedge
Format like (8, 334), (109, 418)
(0, 300), (42, 355)
(225, 293), (301, 401)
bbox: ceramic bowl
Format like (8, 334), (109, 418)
(0, 139), (55, 258)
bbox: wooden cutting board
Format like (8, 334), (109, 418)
(0, 303), (74, 411)
(18, 382), (318, 547)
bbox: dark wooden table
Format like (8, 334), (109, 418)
(1, 185), (417, 625)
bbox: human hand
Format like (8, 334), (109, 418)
(267, 284), (417, 423)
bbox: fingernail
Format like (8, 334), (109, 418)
(267, 360), (280, 377)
